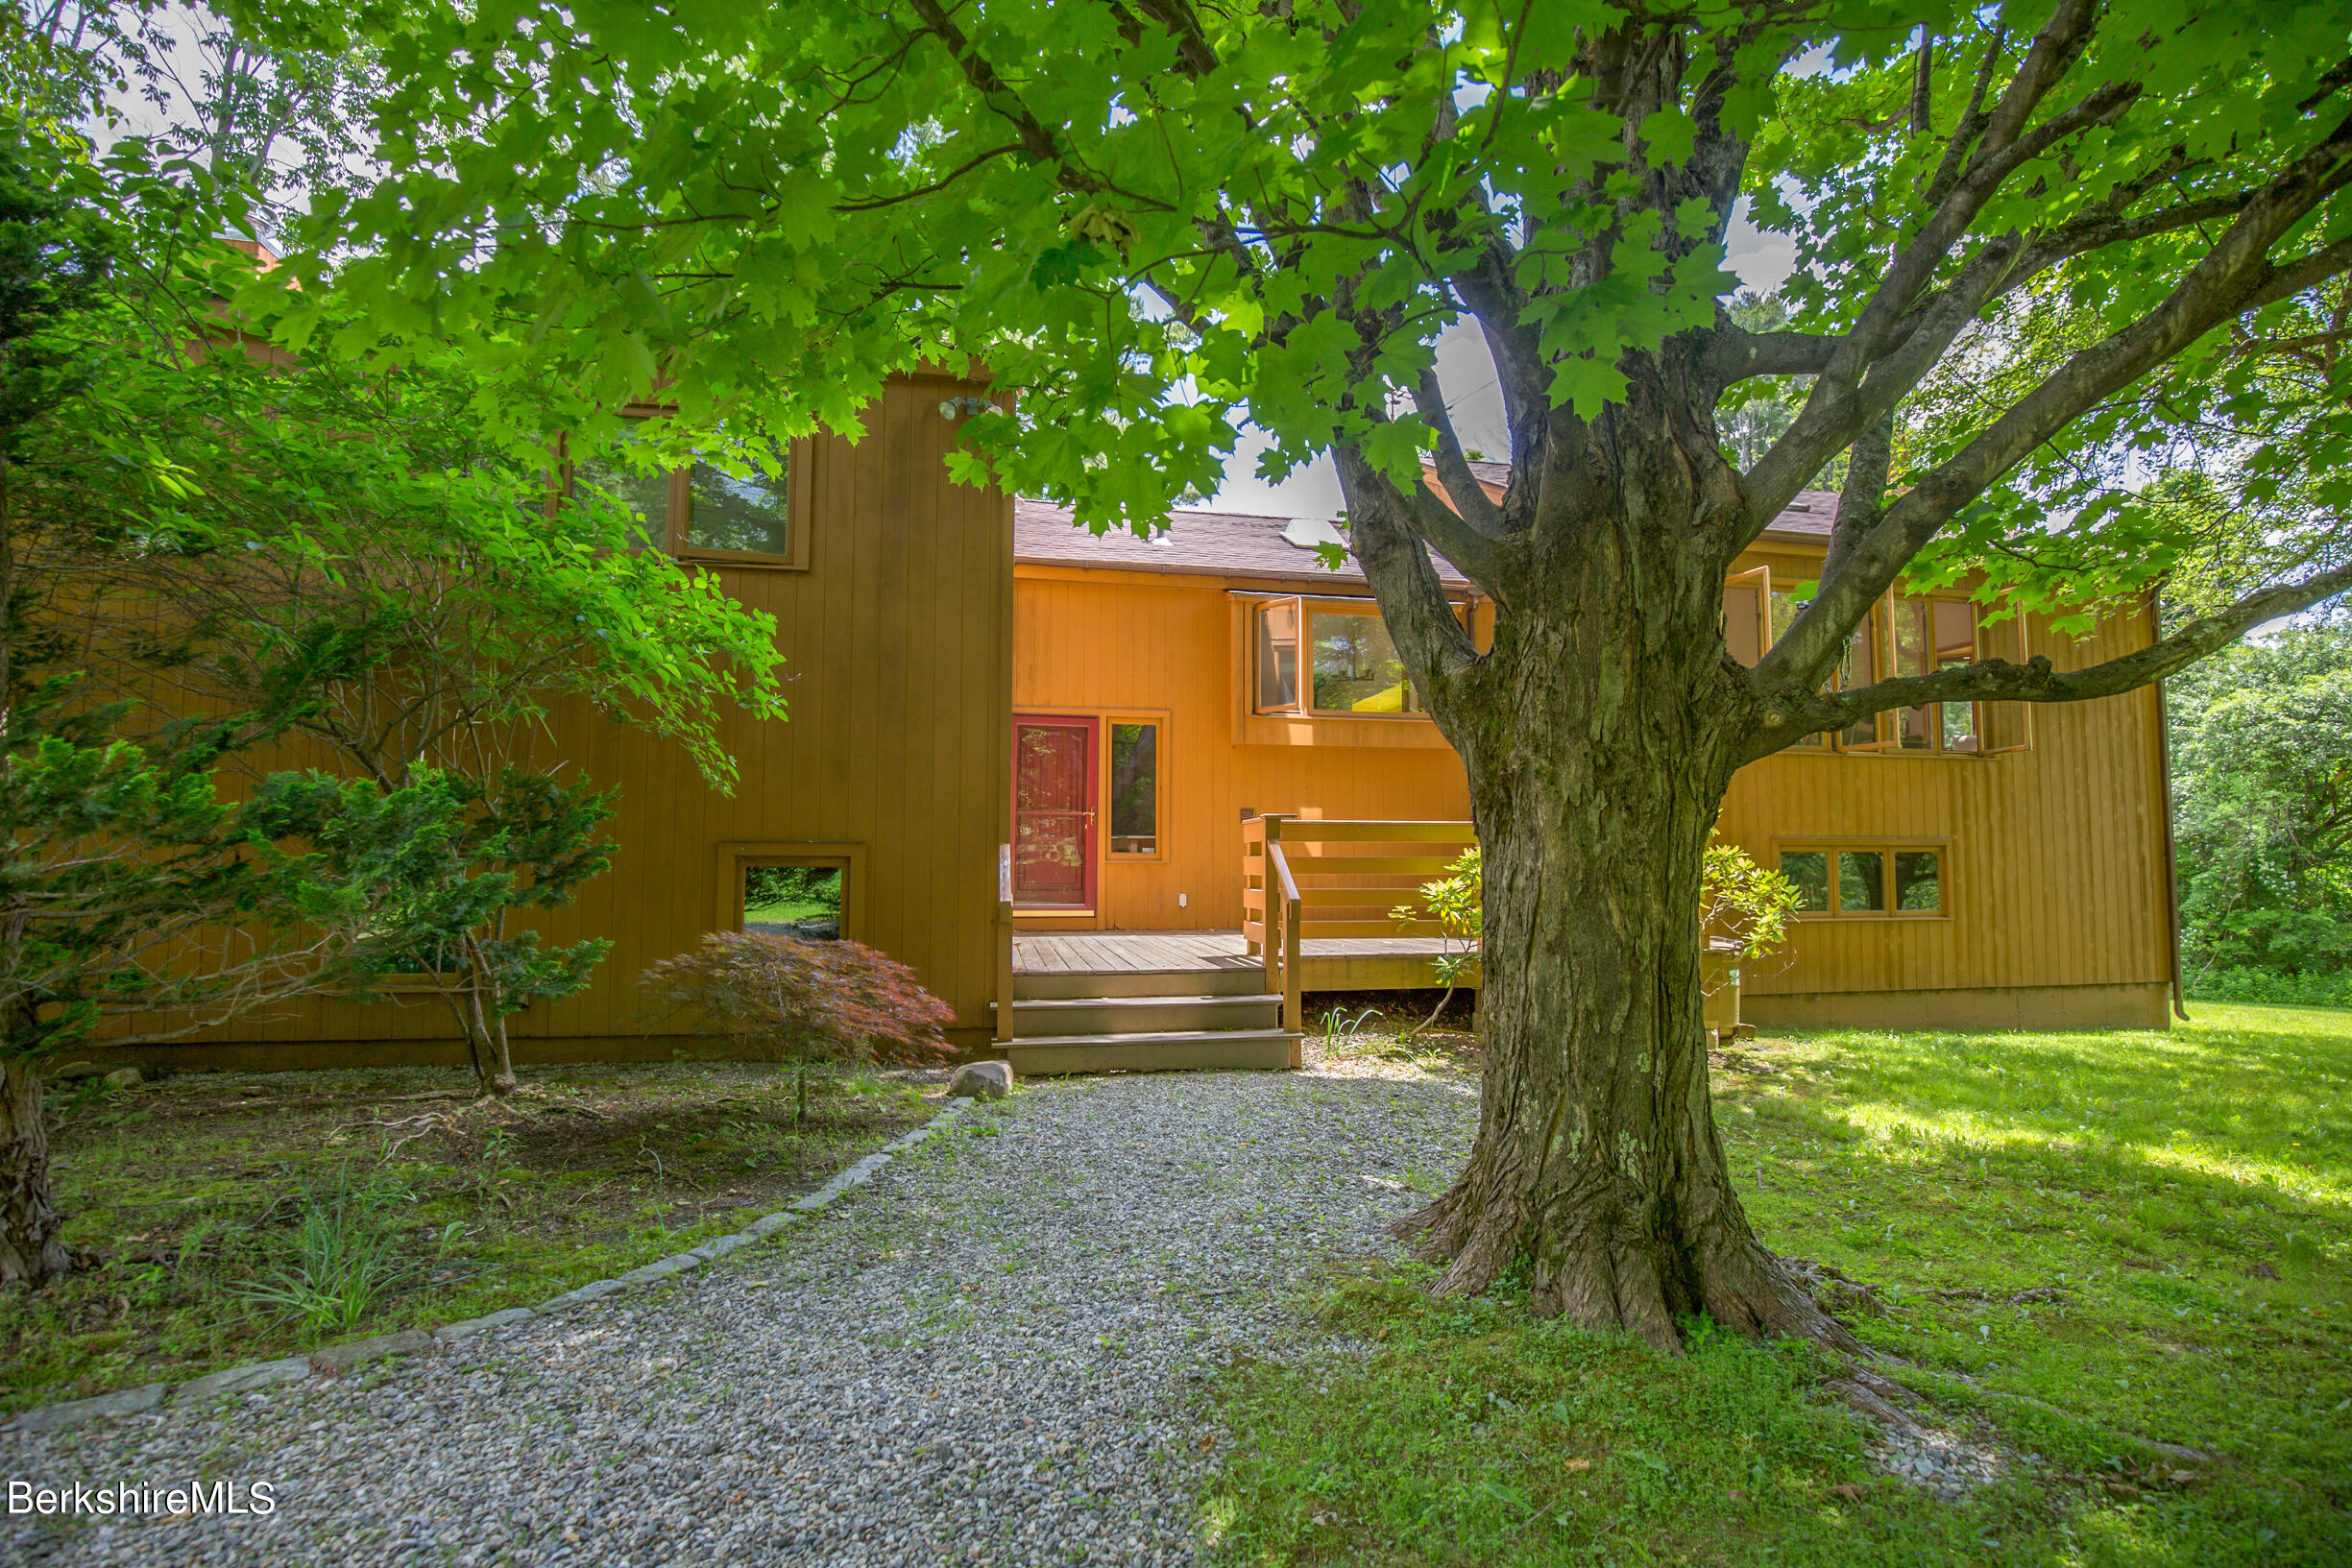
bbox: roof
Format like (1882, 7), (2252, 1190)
(1440, 459), (1837, 543)
(1013, 499), (1475, 590)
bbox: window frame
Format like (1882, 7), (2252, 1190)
(1248, 593), (1469, 720)
(1724, 565), (1771, 668)
(1773, 840), (1950, 921)
(1103, 712), (1168, 861)
(715, 841), (864, 940)
(565, 406), (814, 571)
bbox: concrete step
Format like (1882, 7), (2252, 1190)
(1013, 966), (1270, 1001)
(999, 993), (1281, 1039)
(1007, 1029), (1299, 1076)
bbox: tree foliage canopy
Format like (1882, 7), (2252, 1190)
(226, 1), (2352, 660)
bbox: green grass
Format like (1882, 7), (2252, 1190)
(1204, 1001), (2352, 1566)
(1, 1061), (936, 1411)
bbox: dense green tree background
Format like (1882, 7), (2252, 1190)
(2169, 615), (2352, 1006)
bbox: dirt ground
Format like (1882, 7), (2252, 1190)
(3, 1058), (946, 1412)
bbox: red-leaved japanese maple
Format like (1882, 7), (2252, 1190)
(641, 933), (955, 1121)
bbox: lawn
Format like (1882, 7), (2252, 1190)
(0, 1060), (940, 1413)
(1202, 1001), (2351, 1567)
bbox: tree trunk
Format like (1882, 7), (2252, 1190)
(454, 938), (517, 1098)
(1388, 533), (1860, 1356)
(0, 1056), (70, 1285)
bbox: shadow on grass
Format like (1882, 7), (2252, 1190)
(1201, 1003), (2352, 1567)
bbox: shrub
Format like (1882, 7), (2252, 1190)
(1391, 848), (1482, 1036)
(640, 933), (956, 1119)
(2186, 966), (2352, 1009)
(1701, 839), (1803, 968)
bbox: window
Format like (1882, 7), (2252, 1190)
(1107, 722), (1158, 855)
(742, 862), (843, 938)
(1251, 598), (1458, 716)
(567, 440), (670, 550)
(566, 412), (810, 567)
(1724, 567), (1769, 666)
(1758, 582), (2030, 757)
(1256, 601), (1300, 712)
(1311, 608), (1418, 712)
(684, 459), (791, 557)
(1778, 845), (1943, 917)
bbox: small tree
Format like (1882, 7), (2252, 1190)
(639, 932), (956, 1122)
(1392, 848), (1482, 1037)
(0, 132), (437, 1282)
(1394, 842), (1799, 1041)
(243, 766), (620, 1091)
(1699, 841), (1804, 979)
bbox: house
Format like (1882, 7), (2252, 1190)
(142, 381), (2176, 1073)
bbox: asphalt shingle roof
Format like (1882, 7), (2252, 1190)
(1011, 467), (1833, 584)
(1012, 499), (1473, 589)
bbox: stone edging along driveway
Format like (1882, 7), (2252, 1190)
(0, 1099), (975, 1437)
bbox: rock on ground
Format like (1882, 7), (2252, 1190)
(946, 1060), (1013, 1101)
(2, 1055), (1477, 1567)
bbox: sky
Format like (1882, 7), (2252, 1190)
(1205, 205), (1800, 519)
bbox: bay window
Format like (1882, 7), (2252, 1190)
(1250, 597), (1448, 716)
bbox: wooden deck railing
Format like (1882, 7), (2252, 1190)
(1243, 815), (1479, 1032)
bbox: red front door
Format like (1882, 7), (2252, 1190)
(1012, 715), (1097, 908)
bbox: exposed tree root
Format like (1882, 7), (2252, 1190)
(1390, 1170), (1869, 1356)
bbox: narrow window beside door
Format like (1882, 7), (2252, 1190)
(1107, 722), (1158, 855)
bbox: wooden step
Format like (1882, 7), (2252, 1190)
(1007, 1029), (1300, 1076)
(1013, 966), (1271, 1001)
(999, 993), (1281, 1038)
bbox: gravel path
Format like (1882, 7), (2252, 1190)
(3, 1053), (1476, 1567)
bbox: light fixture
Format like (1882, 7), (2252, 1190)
(936, 396), (992, 420)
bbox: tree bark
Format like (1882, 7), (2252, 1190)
(454, 937), (518, 1098)
(1356, 426), (1863, 1356)
(0, 1055), (70, 1285)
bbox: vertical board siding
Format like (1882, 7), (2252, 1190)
(1722, 597), (2171, 1000)
(1010, 570), (1474, 931)
(1016, 563), (2169, 1005)
(158, 377), (1014, 1053)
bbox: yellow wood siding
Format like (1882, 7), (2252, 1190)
(1012, 568), (1475, 931)
(160, 375), (1013, 1055)
(1720, 579), (2172, 1010)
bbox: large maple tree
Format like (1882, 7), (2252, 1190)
(242, 0), (2352, 1347)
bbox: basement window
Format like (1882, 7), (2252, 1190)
(742, 863), (844, 939)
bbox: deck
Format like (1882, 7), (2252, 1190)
(1012, 929), (1457, 991)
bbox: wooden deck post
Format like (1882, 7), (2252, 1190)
(1259, 813), (1288, 1003)
(995, 898), (1015, 1045)
(1283, 886), (1303, 1049)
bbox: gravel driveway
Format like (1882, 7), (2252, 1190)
(3, 1053), (1475, 1567)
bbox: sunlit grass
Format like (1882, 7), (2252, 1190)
(1204, 1001), (2352, 1567)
